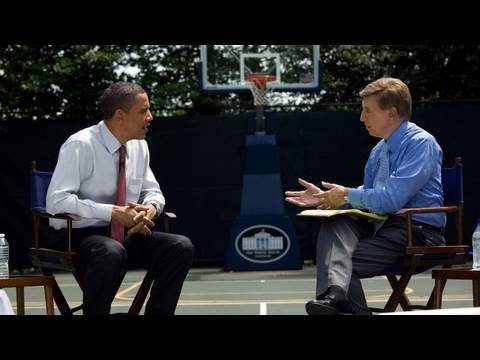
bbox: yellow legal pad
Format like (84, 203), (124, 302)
(298, 209), (388, 221)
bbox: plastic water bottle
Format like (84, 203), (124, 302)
(472, 220), (480, 270)
(0, 234), (9, 278)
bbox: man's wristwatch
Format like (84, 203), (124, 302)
(343, 189), (349, 203)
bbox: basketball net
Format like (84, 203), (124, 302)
(245, 74), (276, 107)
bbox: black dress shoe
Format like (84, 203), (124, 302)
(306, 293), (354, 315)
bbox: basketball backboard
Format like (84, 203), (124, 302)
(199, 45), (322, 93)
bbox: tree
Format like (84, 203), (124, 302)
(0, 45), (125, 121)
(318, 45), (480, 106)
(1, 45), (479, 121)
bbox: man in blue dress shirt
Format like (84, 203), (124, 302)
(46, 82), (194, 315)
(285, 77), (445, 315)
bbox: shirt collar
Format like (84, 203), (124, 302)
(99, 120), (122, 154)
(385, 119), (409, 155)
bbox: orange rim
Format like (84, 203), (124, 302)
(245, 75), (276, 89)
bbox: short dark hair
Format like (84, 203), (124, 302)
(101, 82), (146, 120)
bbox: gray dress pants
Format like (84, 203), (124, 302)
(315, 215), (445, 314)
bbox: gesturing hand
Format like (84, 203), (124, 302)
(313, 181), (347, 210)
(285, 178), (323, 208)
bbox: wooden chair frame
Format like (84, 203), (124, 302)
(370, 157), (470, 313)
(431, 267), (480, 308)
(30, 161), (176, 315)
(0, 275), (55, 315)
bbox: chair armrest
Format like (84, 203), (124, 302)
(396, 206), (459, 215)
(33, 210), (81, 221)
(159, 212), (177, 219)
(406, 245), (469, 255)
(32, 210), (79, 252)
(30, 247), (78, 258)
(396, 205), (462, 248)
(158, 212), (176, 233)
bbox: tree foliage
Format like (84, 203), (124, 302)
(317, 45), (480, 107)
(0, 45), (126, 121)
(1, 45), (479, 120)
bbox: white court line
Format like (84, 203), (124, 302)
(46, 279), (316, 286)
(15, 296), (478, 311)
(37, 275), (438, 287)
(260, 302), (267, 315)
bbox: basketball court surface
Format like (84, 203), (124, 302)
(2, 264), (479, 315)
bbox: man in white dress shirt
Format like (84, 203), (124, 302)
(46, 82), (194, 315)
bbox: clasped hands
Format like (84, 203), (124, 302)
(112, 202), (157, 236)
(285, 178), (347, 210)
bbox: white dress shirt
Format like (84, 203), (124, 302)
(46, 120), (165, 229)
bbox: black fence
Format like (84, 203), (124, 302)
(1, 105), (479, 269)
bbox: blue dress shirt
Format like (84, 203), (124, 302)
(347, 120), (445, 228)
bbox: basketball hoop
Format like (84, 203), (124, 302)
(245, 74), (276, 106)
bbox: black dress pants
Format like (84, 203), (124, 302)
(46, 226), (194, 315)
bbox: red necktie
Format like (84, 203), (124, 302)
(110, 145), (126, 243)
